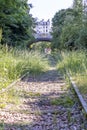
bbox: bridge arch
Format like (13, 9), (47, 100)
(32, 33), (52, 43)
(29, 38), (52, 52)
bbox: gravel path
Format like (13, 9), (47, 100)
(0, 67), (87, 130)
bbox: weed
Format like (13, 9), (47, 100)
(50, 95), (74, 107)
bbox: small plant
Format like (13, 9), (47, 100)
(51, 95), (74, 107)
(22, 91), (41, 97)
(0, 103), (6, 109)
(0, 121), (4, 130)
(67, 109), (71, 122)
(0, 88), (21, 109)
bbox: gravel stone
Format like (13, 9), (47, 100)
(0, 67), (86, 130)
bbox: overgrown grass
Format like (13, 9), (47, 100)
(56, 50), (87, 97)
(57, 50), (87, 75)
(0, 46), (49, 90)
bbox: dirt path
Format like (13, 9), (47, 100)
(0, 66), (86, 130)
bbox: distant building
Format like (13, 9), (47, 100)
(35, 19), (51, 34)
(33, 19), (52, 40)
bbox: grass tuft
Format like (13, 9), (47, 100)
(51, 95), (74, 107)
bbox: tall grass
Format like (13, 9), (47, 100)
(56, 50), (87, 96)
(0, 46), (49, 90)
(57, 50), (87, 75)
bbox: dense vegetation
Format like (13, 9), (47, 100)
(0, 0), (87, 95)
(51, 0), (87, 98)
(0, 46), (49, 90)
(57, 51), (87, 75)
(0, 0), (34, 47)
(56, 50), (87, 98)
(52, 0), (87, 50)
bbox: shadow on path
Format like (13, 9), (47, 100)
(0, 67), (86, 130)
(22, 68), (64, 83)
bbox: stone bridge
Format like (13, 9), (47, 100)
(33, 33), (52, 43)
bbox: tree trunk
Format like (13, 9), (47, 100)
(0, 27), (2, 42)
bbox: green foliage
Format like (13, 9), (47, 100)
(60, 21), (81, 49)
(76, 75), (87, 95)
(52, 8), (77, 49)
(0, 46), (49, 90)
(51, 95), (74, 107)
(57, 50), (87, 75)
(73, 0), (83, 15)
(52, 0), (87, 50)
(56, 50), (87, 102)
(75, 27), (87, 48)
(0, 0), (34, 47)
(0, 122), (4, 130)
(30, 42), (51, 52)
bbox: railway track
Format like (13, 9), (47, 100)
(0, 64), (87, 129)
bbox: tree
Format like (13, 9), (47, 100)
(72, 0), (87, 49)
(52, 0), (87, 50)
(52, 8), (76, 49)
(0, 0), (34, 47)
(73, 0), (83, 26)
